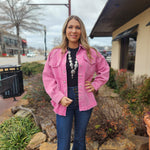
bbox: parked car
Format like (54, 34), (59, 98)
(106, 56), (111, 63)
(100, 51), (107, 58)
(27, 52), (36, 57)
(106, 51), (112, 56)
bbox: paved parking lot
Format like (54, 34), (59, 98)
(0, 54), (45, 66)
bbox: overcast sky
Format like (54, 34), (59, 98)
(21, 0), (112, 50)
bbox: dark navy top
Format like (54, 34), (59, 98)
(66, 47), (79, 87)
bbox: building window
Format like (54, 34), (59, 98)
(14, 40), (18, 47)
(120, 36), (137, 72)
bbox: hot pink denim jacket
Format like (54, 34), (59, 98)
(42, 45), (109, 116)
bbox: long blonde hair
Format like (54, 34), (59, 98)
(55, 15), (92, 59)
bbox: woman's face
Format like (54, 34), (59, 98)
(66, 18), (81, 47)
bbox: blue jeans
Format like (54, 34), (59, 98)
(56, 86), (92, 150)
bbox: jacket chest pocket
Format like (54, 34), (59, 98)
(48, 58), (62, 78)
(83, 55), (96, 76)
(49, 60), (60, 68)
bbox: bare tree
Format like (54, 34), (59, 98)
(0, 0), (43, 64)
(53, 37), (61, 47)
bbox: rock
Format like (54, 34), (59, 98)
(128, 135), (149, 150)
(87, 141), (99, 150)
(39, 142), (73, 150)
(99, 136), (136, 150)
(39, 142), (57, 150)
(27, 132), (46, 149)
(95, 85), (123, 121)
(90, 141), (99, 150)
(0, 108), (13, 124)
(98, 85), (119, 98)
(96, 96), (123, 120)
(15, 109), (31, 118)
(124, 126), (135, 137)
(15, 98), (29, 106)
(11, 106), (19, 114)
(40, 118), (57, 141)
(11, 105), (34, 114)
(110, 92), (119, 98)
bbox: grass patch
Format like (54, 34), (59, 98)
(0, 116), (40, 149)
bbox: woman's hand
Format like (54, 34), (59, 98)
(60, 97), (73, 107)
(85, 81), (95, 92)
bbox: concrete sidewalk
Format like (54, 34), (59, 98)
(0, 96), (18, 115)
(0, 91), (28, 124)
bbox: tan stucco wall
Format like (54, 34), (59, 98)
(111, 40), (120, 69)
(111, 8), (150, 76)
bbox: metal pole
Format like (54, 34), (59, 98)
(69, 0), (71, 16)
(44, 26), (47, 60)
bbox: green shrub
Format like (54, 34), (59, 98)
(119, 86), (137, 101)
(106, 68), (117, 89)
(106, 68), (127, 93)
(115, 69), (127, 93)
(21, 62), (44, 77)
(138, 78), (150, 104)
(119, 77), (150, 114)
(0, 116), (40, 149)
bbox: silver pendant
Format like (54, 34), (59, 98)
(68, 50), (78, 79)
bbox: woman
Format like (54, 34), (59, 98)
(42, 15), (109, 150)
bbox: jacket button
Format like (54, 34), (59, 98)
(64, 81), (66, 83)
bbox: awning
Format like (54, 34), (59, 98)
(89, 0), (150, 38)
(146, 22), (150, 26)
(112, 24), (139, 41)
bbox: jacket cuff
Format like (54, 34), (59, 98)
(91, 82), (101, 91)
(52, 92), (65, 104)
